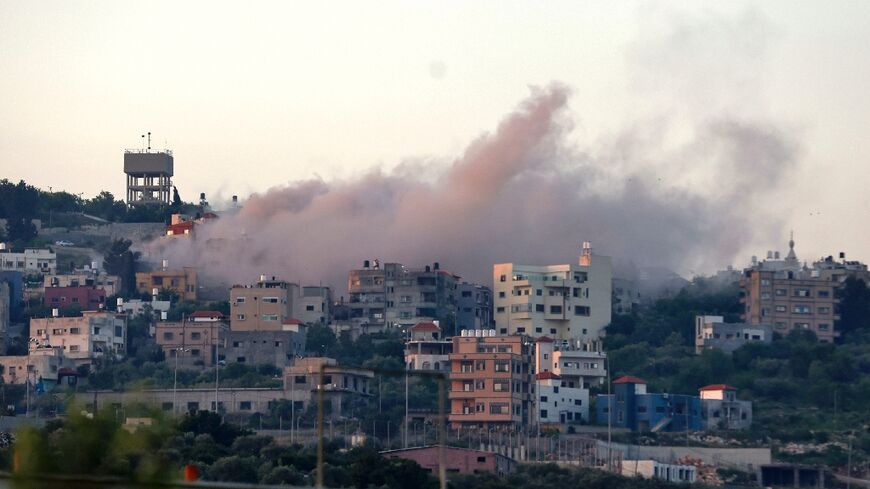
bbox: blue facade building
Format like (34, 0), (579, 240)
(596, 376), (702, 432)
(0, 271), (24, 318)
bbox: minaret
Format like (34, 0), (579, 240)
(785, 231), (799, 265)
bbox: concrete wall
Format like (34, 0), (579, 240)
(598, 441), (771, 472)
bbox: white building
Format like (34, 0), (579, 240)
(699, 384), (753, 430)
(30, 311), (127, 368)
(0, 248), (57, 275)
(535, 336), (607, 389)
(535, 371), (589, 424)
(405, 321), (452, 371)
(695, 315), (772, 354)
(0, 348), (75, 385)
(493, 243), (612, 341)
(621, 460), (696, 483)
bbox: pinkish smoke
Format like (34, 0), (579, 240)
(150, 83), (796, 295)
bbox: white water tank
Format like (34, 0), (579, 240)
(489, 329), (496, 337)
(52, 308), (59, 317)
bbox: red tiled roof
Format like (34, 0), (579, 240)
(536, 336), (554, 343)
(699, 384), (737, 392)
(201, 212), (219, 219)
(190, 310), (224, 318)
(282, 318), (303, 325)
(410, 322), (441, 331)
(613, 375), (647, 385)
(535, 371), (561, 380)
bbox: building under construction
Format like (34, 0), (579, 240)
(124, 149), (174, 205)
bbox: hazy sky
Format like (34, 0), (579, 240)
(2, 1), (870, 270)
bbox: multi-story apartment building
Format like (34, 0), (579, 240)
(740, 237), (860, 342)
(596, 376), (701, 433)
(136, 266), (198, 301)
(535, 371), (589, 424)
(155, 311), (227, 368)
(230, 276), (294, 331)
(0, 348), (75, 385)
(534, 336), (607, 389)
(448, 332), (533, 429)
(283, 357), (374, 417)
(297, 286), (332, 325)
(43, 285), (107, 310)
(347, 261), (459, 332)
(44, 272), (121, 297)
(224, 330), (305, 368)
(694, 315), (772, 354)
(456, 282), (493, 331)
(0, 248), (57, 274)
(30, 311), (127, 368)
(230, 276), (332, 330)
(493, 243), (612, 341)
(405, 321), (452, 371)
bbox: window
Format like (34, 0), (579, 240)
(760, 279), (771, 286)
(574, 306), (590, 316)
(190, 332), (201, 340)
(295, 375), (306, 384)
(818, 306), (830, 314)
(239, 401), (252, 410)
(235, 296), (246, 303)
(536, 289), (542, 296)
(232, 341), (244, 347)
(549, 305), (562, 314)
(163, 332), (174, 340)
(638, 406), (647, 413)
(498, 291), (505, 298)
(236, 314), (246, 321)
(70, 327), (80, 334)
(462, 381), (474, 392)
(775, 305), (786, 312)
(237, 356), (246, 363)
(818, 290), (830, 298)
(496, 307), (505, 313)
(262, 296), (279, 303)
(553, 386), (559, 393)
(794, 322), (810, 329)
(489, 403), (509, 414)
(540, 409), (548, 418)
(793, 288), (810, 297)
(534, 304), (544, 312)
(191, 349), (200, 356)
(262, 314), (279, 321)
(475, 379), (485, 389)
(475, 360), (486, 371)
(574, 399), (582, 406)
(306, 305), (315, 311)
(69, 345), (80, 352)
(775, 288), (787, 296)
(818, 323), (829, 331)
(793, 305), (811, 314)
(475, 403), (484, 413)
(187, 402), (199, 411)
(460, 362), (474, 373)
(494, 361), (510, 373)
(499, 275), (506, 282)
(477, 456), (486, 463)
(573, 272), (587, 283)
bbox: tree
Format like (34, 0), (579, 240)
(836, 277), (870, 339)
(5, 217), (37, 243)
(306, 324), (337, 356)
(103, 239), (141, 297)
(178, 410), (251, 446)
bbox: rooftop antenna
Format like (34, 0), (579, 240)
(141, 134), (145, 151)
(147, 131), (151, 151)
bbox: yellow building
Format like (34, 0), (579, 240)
(136, 267), (198, 301)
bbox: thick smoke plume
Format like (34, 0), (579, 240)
(152, 81), (797, 294)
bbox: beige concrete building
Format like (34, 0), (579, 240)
(0, 248), (57, 274)
(283, 357), (374, 417)
(155, 311), (227, 368)
(0, 348), (75, 385)
(493, 243), (612, 341)
(230, 276), (332, 330)
(741, 237), (851, 343)
(30, 311), (127, 368)
(136, 267), (197, 301)
(448, 333), (533, 429)
(230, 276), (295, 331)
(45, 272), (121, 297)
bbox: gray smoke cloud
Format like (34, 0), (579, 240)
(150, 81), (797, 294)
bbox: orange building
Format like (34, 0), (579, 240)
(448, 332), (533, 429)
